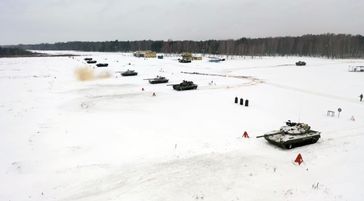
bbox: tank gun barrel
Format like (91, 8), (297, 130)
(256, 131), (281, 138)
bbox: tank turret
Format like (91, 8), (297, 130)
(169, 80), (198, 91)
(256, 121), (320, 149)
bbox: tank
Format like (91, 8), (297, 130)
(295, 61), (306, 66)
(87, 60), (97, 64)
(170, 80), (198, 91)
(256, 121), (321, 149)
(146, 76), (169, 84)
(121, 69), (138, 76)
(96, 63), (108, 67)
(178, 58), (192, 63)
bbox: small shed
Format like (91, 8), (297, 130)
(133, 50), (156, 58)
(181, 52), (202, 61)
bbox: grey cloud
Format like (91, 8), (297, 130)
(1, 0), (363, 45)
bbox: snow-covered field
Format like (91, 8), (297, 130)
(1, 51), (364, 201)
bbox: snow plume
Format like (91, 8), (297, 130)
(74, 66), (111, 81)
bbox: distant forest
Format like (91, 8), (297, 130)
(0, 47), (37, 57)
(17, 34), (364, 58)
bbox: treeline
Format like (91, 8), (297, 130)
(17, 34), (364, 58)
(0, 47), (37, 57)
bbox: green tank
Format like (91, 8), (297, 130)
(170, 80), (198, 91)
(257, 121), (321, 149)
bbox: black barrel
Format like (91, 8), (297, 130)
(245, 99), (249, 107)
(240, 98), (244, 105)
(235, 97), (238, 104)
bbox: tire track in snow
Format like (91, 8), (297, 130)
(223, 63), (294, 72)
(180, 71), (264, 91)
(264, 82), (364, 106)
(172, 71), (360, 106)
(224, 60), (364, 72)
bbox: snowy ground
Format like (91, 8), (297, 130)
(1, 52), (364, 201)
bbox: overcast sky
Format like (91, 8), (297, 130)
(1, 0), (363, 45)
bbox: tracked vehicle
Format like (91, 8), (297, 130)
(121, 69), (138, 76)
(295, 61), (306, 66)
(257, 121), (321, 149)
(96, 63), (108, 67)
(87, 60), (97, 64)
(178, 58), (192, 63)
(145, 76), (169, 84)
(169, 80), (198, 91)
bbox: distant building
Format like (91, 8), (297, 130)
(192, 56), (202, 60)
(133, 50), (156, 58)
(181, 52), (192, 61)
(181, 52), (202, 61)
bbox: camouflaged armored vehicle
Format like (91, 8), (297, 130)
(257, 121), (321, 149)
(169, 80), (198, 91)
